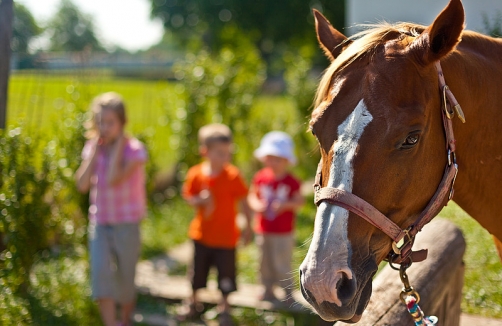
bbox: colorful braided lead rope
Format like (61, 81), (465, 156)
(405, 295), (438, 326)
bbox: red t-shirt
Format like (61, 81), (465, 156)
(252, 167), (301, 234)
(182, 163), (248, 249)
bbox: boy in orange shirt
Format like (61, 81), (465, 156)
(181, 123), (252, 326)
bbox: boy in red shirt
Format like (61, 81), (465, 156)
(248, 131), (304, 303)
(181, 123), (252, 325)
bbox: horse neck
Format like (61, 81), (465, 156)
(443, 33), (502, 240)
(445, 33), (502, 108)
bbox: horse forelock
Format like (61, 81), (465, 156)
(313, 22), (427, 110)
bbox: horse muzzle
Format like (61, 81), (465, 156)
(299, 265), (358, 321)
(299, 256), (377, 322)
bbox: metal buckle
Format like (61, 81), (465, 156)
(392, 228), (412, 255)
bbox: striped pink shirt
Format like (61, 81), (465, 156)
(82, 137), (148, 225)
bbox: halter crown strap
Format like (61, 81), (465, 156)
(313, 61), (462, 264)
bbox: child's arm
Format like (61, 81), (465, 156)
(247, 184), (266, 213)
(239, 197), (253, 245)
(183, 190), (212, 207)
(75, 141), (99, 193)
(272, 191), (304, 214)
(107, 136), (145, 186)
(183, 190), (214, 218)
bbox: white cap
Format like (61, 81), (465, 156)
(254, 131), (297, 165)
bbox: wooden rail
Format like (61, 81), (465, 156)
(336, 218), (466, 326)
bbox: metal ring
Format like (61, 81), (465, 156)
(388, 254), (400, 270)
(400, 288), (421, 304)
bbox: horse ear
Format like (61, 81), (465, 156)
(314, 9), (352, 62)
(408, 0), (465, 65)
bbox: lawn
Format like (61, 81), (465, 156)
(6, 71), (502, 322)
(7, 71), (180, 169)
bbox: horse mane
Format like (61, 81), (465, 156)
(314, 22), (426, 108)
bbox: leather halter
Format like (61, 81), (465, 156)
(313, 61), (464, 264)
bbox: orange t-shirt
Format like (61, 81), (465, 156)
(182, 163), (248, 249)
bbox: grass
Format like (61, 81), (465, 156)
(440, 203), (502, 317)
(8, 71), (180, 169)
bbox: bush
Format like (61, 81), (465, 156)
(28, 248), (101, 326)
(172, 25), (266, 172)
(0, 80), (163, 323)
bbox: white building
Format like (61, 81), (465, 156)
(346, 0), (502, 35)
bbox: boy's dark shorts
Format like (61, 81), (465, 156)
(191, 240), (237, 295)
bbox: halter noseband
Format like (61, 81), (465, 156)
(313, 61), (465, 264)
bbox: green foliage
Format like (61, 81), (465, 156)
(0, 127), (53, 293)
(12, 3), (41, 53)
(149, 0), (345, 56)
(28, 249), (101, 325)
(172, 26), (266, 170)
(47, 0), (102, 52)
(141, 197), (193, 259)
(0, 278), (32, 325)
(284, 51), (320, 180)
(482, 11), (502, 37)
(0, 116), (93, 323)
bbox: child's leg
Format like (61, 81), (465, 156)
(178, 241), (211, 320)
(120, 302), (135, 326)
(191, 241), (212, 304)
(97, 298), (116, 326)
(220, 293), (231, 312)
(114, 223), (141, 326)
(273, 233), (295, 298)
(256, 233), (276, 300)
(214, 247), (237, 312)
(89, 223), (119, 325)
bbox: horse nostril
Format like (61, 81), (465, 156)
(336, 272), (357, 303)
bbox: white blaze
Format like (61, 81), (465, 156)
(328, 99), (373, 190)
(307, 99), (373, 306)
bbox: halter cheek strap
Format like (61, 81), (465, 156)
(313, 61), (465, 264)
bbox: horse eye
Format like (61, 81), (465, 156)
(402, 134), (420, 148)
(310, 127), (316, 136)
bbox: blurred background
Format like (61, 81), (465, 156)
(0, 0), (501, 325)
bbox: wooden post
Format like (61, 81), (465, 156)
(0, 0), (13, 129)
(335, 218), (466, 325)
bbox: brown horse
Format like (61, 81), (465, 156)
(299, 0), (502, 322)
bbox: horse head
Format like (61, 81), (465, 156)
(299, 0), (465, 322)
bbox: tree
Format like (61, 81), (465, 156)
(11, 3), (41, 53)
(149, 0), (345, 55)
(48, 0), (102, 52)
